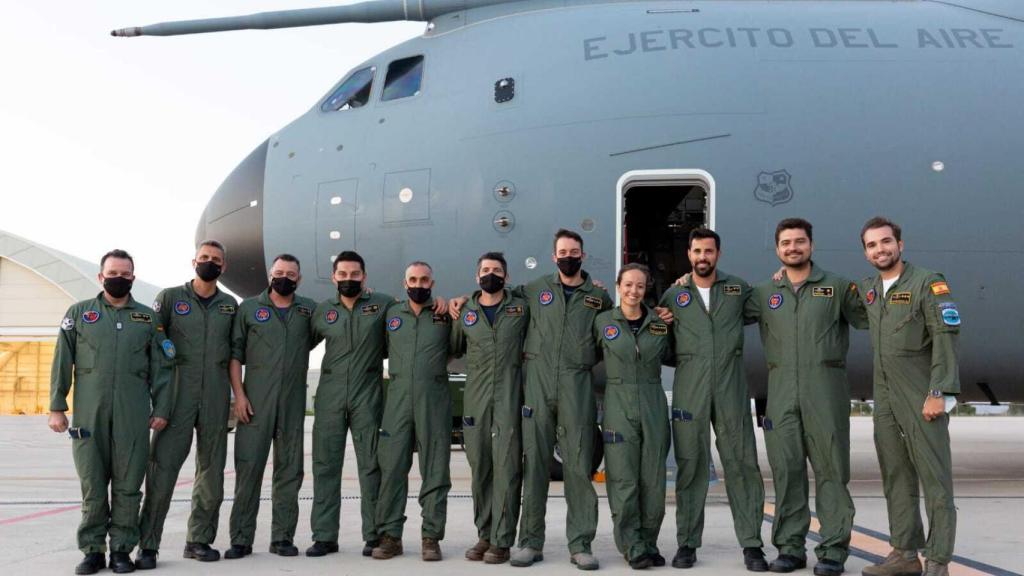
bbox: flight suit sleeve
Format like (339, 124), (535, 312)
(231, 306), (247, 364)
(658, 287), (674, 309)
(841, 280), (869, 330)
(591, 318), (604, 362)
(743, 288), (761, 325)
(510, 283), (527, 299)
(450, 314), (467, 358)
(154, 289), (172, 328)
(662, 330), (676, 367)
(601, 289), (614, 311)
(310, 303), (326, 348)
(49, 307), (77, 412)
(923, 274), (961, 395)
(149, 325), (175, 420)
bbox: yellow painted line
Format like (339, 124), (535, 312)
(762, 502), (989, 576)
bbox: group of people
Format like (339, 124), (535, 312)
(48, 217), (960, 576)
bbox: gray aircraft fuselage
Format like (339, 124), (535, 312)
(178, 0), (1023, 402)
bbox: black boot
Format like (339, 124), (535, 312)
(630, 554), (654, 570)
(744, 548), (769, 572)
(672, 547), (696, 569)
(269, 540), (299, 557)
(224, 544), (253, 560)
(184, 542), (221, 562)
(305, 541), (339, 557)
(770, 554), (807, 573)
(813, 559), (845, 576)
(75, 553), (106, 575)
(109, 551), (136, 574)
(134, 549), (157, 570)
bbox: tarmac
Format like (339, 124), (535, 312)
(0, 416), (1021, 576)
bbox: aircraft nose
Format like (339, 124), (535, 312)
(195, 139), (268, 297)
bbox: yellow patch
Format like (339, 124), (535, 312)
(930, 281), (950, 296)
(218, 304), (236, 315)
(129, 312), (152, 323)
(583, 296), (603, 310)
(504, 305), (524, 317)
(889, 292), (912, 305)
(723, 285), (742, 296)
(648, 323), (668, 336)
(812, 286), (834, 298)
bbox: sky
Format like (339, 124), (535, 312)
(0, 1), (421, 289)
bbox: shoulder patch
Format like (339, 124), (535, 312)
(296, 306), (312, 318)
(849, 282), (858, 293)
(218, 304), (236, 315)
(538, 290), (554, 306)
(675, 290), (692, 308)
(254, 307), (271, 323)
(325, 309), (339, 324)
(723, 285), (742, 296)
(463, 310), (479, 327)
(583, 295), (603, 310)
(931, 281), (950, 296)
(82, 310), (100, 324)
(152, 300), (161, 313)
(889, 292), (912, 305)
(387, 316), (402, 331)
(939, 302), (961, 326)
(866, 289), (877, 305)
(161, 339), (176, 359)
(768, 293), (784, 310)
(361, 304), (380, 315)
(60, 317), (74, 331)
(173, 301), (191, 315)
(812, 286), (834, 298)
(504, 304), (524, 317)
(603, 324), (620, 341)
(648, 322), (668, 336)
(129, 312), (152, 323)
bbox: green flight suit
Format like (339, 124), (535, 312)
(309, 290), (393, 544)
(593, 306), (672, 562)
(516, 272), (613, 555)
(51, 294), (174, 554)
(138, 282), (236, 550)
(661, 272), (766, 550)
(228, 289), (316, 546)
(376, 299), (453, 540)
(860, 263), (959, 564)
(745, 264), (867, 564)
(450, 290), (528, 548)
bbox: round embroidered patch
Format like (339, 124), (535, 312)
(82, 310), (100, 324)
(675, 291), (692, 308)
(254, 307), (271, 323)
(464, 310), (479, 326)
(603, 325), (620, 340)
(768, 293), (784, 310)
(174, 301), (191, 315)
(387, 317), (403, 331)
(866, 289), (876, 305)
(539, 290), (554, 306)
(325, 309), (339, 324)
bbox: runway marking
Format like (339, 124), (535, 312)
(0, 504), (79, 526)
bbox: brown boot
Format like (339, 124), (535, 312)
(923, 560), (948, 576)
(862, 549), (922, 576)
(371, 535), (403, 560)
(484, 546), (510, 564)
(422, 537), (443, 562)
(465, 539), (490, 561)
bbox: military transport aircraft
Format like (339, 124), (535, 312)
(113, 0), (1023, 406)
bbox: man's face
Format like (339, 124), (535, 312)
(99, 257), (134, 283)
(269, 260), (301, 285)
(477, 259), (506, 283)
(193, 245), (226, 270)
(776, 228), (813, 267)
(333, 261), (365, 284)
(863, 226), (903, 272)
(552, 237), (584, 264)
(688, 238), (719, 278)
(617, 269), (648, 307)
(404, 264), (434, 289)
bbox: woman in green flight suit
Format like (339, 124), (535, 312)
(593, 263), (674, 570)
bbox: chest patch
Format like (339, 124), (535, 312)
(723, 285), (742, 296)
(218, 304), (236, 315)
(603, 325), (620, 340)
(174, 301), (191, 315)
(325, 309), (339, 324)
(866, 289), (877, 305)
(812, 286), (834, 298)
(504, 304), (524, 317)
(583, 295), (603, 310)
(768, 293), (784, 310)
(82, 310), (100, 324)
(361, 304), (380, 315)
(889, 292), (912, 305)
(387, 317), (402, 331)
(296, 306), (312, 318)
(254, 307), (271, 323)
(675, 291), (692, 308)
(432, 313), (449, 325)
(538, 290), (554, 306)
(648, 323), (668, 336)
(463, 310), (479, 326)
(130, 312), (152, 323)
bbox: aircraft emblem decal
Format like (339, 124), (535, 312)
(754, 170), (794, 206)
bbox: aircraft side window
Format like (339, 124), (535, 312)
(321, 66), (375, 112)
(381, 55), (424, 102)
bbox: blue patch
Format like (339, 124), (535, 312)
(464, 310), (479, 326)
(939, 303), (961, 326)
(539, 290), (554, 306)
(254, 307), (271, 323)
(82, 310), (100, 324)
(387, 317), (402, 331)
(675, 290), (692, 308)
(174, 301), (191, 315)
(768, 293), (784, 310)
(161, 339), (176, 359)
(603, 324), (620, 341)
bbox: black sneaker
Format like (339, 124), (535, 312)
(109, 551), (136, 574)
(744, 548), (769, 572)
(363, 540), (379, 557)
(134, 549), (157, 570)
(672, 547), (696, 569)
(224, 544), (253, 560)
(184, 542), (221, 562)
(269, 540), (299, 557)
(770, 555), (807, 573)
(306, 541), (339, 557)
(75, 553), (106, 575)
(813, 559), (845, 576)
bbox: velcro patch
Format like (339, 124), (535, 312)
(60, 317), (74, 331)
(602, 429), (624, 444)
(432, 313), (449, 325)
(361, 304), (380, 315)
(939, 302), (961, 326)
(723, 285), (742, 296)
(296, 306), (312, 317)
(671, 408), (693, 422)
(648, 323), (668, 336)
(161, 339), (176, 360)
(129, 312), (152, 323)
(504, 304), (524, 316)
(931, 281), (950, 296)
(849, 282), (858, 293)
(889, 292), (912, 305)
(521, 406), (533, 418)
(583, 295), (603, 310)
(812, 286), (834, 298)
(218, 304), (236, 315)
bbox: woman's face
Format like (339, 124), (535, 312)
(617, 269), (647, 307)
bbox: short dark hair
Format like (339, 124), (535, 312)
(616, 263), (651, 286)
(272, 253), (301, 271)
(196, 240), (226, 257)
(688, 228), (721, 250)
(860, 216), (902, 247)
(477, 251), (508, 273)
(100, 249), (134, 271)
(333, 250), (365, 273)
(775, 218), (813, 245)
(553, 228), (584, 252)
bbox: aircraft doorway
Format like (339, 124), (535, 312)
(617, 170), (714, 306)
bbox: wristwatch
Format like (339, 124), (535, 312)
(929, 389), (943, 398)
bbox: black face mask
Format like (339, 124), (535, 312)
(270, 277), (298, 297)
(556, 256), (583, 277)
(479, 273), (505, 294)
(337, 279), (362, 298)
(195, 261), (222, 282)
(103, 276), (133, 299)
(407, 286), (432, 304)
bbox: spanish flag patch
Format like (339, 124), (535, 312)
(930, 281), (950, 296)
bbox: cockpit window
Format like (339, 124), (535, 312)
(381, 56), (424, 102)
(321, 66), (375, 112)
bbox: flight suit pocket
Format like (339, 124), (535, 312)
(891, 311), (925, 353)
(671, 408), (700, 459)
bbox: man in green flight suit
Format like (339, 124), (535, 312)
(306, 251), (394, 558)
(136, 240), (236, 568)
(661, 228), (768, 572)
(49, 249), (174, 575)
(745, 219), (867, 576)
(223, 254), (316, 560)
(372, 261), (453, 562)
(858, 217), (959, 576)
(450, 252), (529, 565)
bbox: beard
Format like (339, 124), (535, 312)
(693, 261), (715, 278)
(872, 250), (901, 272)
(782, 251), (810, 267)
